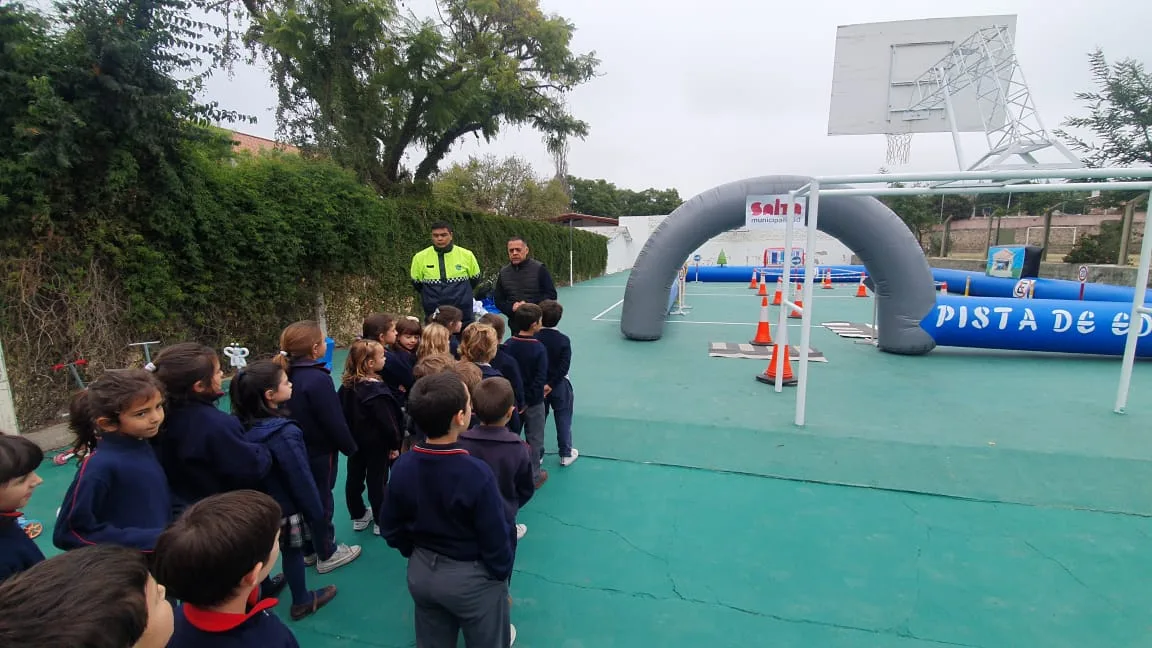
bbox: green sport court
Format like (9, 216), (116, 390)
(22, 272), (1152, 647)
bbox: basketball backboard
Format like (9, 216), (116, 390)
(827, 15), (1018, 137)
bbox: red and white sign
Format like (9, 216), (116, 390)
(746, 195), (807, 230)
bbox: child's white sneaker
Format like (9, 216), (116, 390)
(373, 524), (380, 536)
(316, 543), (362, 574)
(560, 448), (579, 467)
(303, 553), (317, 566)
(510, 624), (517, 646)
(515, 523), (527, 540)
(352, 511), (373, 532)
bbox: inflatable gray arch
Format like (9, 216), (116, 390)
(620, 175), (938, 355)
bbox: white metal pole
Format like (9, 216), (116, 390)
(775, 191), (796, 392)
(0, 338), (19, 434)
(569, 220), (575, 287)
(939, 66), (967, 170)
(1114, 188), (1152, 413)
(795, 181), (820, 426)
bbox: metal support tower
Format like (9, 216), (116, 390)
(894, 25), (1081, 183)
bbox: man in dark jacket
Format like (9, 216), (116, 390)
(492, 237), (557, 317)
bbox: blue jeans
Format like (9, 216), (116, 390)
(544, 378), (574, 457)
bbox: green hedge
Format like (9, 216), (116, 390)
(0, 139), (607, 429)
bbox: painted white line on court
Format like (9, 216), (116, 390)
(591, 299), (625, 321)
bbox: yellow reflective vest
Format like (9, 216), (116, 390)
(410, 244), (481, 319)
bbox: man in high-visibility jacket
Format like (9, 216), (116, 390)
(410, 221), (482, 323)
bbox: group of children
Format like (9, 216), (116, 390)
(0, 298), (578, 647)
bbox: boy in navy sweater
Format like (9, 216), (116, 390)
(155, 490), (300, 647)
(379, 372), (517, 647)
(479, 313), (526, 435)
(458, 377), (534, 541)
(501, 303), (548, 488)
(0, 434), (45, 582)
(535, 300), (579, 467)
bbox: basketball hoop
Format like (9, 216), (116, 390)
(886, 133), (912, 166)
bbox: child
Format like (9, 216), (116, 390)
(417, 322), (453, 360)
(479, 313), (526, 436)
(459, 323), (522, 434)
(400, 354), (468, 453)
(151, 343), (272, 512)
(0, 543), (175, 647)
(536, 300), (579, 467)
(429, 305), (464, 357)
(382, 316), (421, 399)
(339, 340), (404, 535)
(54, 369), (171, 552)
(501, 303), (548, 488)
(457, 377), (534, 542)
(453, 360), (483, 429)
(155, 490), (303, 646)
(231, 361), (343, 619)
(378, 372), (516, 647)
(0, 434), (45, 582)
(274, 321), (360, 574)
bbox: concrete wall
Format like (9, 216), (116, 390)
(580, 215), (854, 274)
(933, 212), (1146, 256)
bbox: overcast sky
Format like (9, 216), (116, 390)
(201, 0), (1152, 199)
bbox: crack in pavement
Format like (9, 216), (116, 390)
(516, 569), (983, 647)
(1023, 540), (1124, 614)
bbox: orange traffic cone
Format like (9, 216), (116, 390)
(749, 296), (773, 346)
(756, 344), (797, 386)
(772, 277), (783, 305)
(748, 269), (759, 289)
(757, 275), (768, 296)
(939, 281), (948, 295)
(856, 274), (869, 298)
(790, 299), (803, 319)
(822, 268), (833, 290)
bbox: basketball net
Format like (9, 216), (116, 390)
(885, 132), (913, 166)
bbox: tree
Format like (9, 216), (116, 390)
(1056, 49), (1152, 168)
(238, 0), (599, 192)
(433, 154), (569, 220)
(716, 249), (727, 266)
(567, 176), (682, 216)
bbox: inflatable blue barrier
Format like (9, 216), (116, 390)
(321, 336), (336, 372)
(920, 295), (1152, 357)
(687, 265), (867, 283)
(931, 268), (1152, 304)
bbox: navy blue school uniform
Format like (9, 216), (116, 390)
(378, 443), (514, 581)
(490, 348), (525, 433)
(0, 511), (44, 582)
(457, 426), (534, 523)
(286, 359), (357, 558)
(449, 335), (461, 359)
(501, 336), (547, 407)
(158, 398), (272, 514)
(243, 418), (326, 533)
(535, 328), (572, 391)
(339, 380), (404, 521)
(380, 348), (416, 404)
(474, 362), (521, 433)
(54, 434), (171, 551)
(169, 588), (299, 647)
